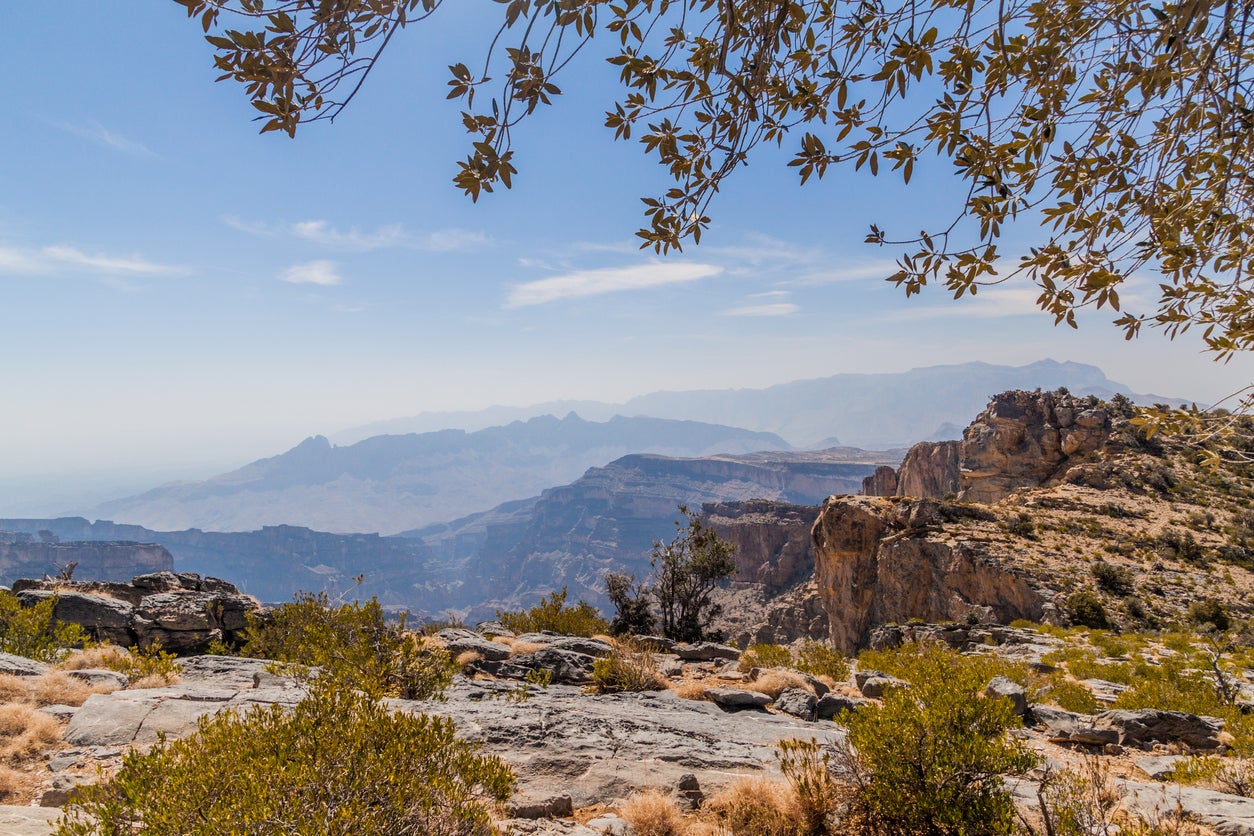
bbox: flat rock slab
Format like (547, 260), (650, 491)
(0, 805), (59, 836)
(1120, 779), (1254, 835)
(0, 652), (51, 677)
(394, 679), (845, 807)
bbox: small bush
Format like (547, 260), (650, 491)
(605, 572), (657, 636)
(794, 640), (850, 683)
(1091, 561), (1134, 596)
(1188, 598), (1231, 632)
(747, 670), (812, 700)
(669, 680), (710, 701)
(591, 640), (667, 694)
(1066, 591), (1110, 630)
(242, 592), (452, 699)
(779, 738), (842, 836)
(102, 641), (182, 686)
(620, 788), (686, 836)
(55, 681), (514, 836)
(842, 643), (1036, 835)
(496, 588), (610, 637)
(740, 643), (792, 670)
(1044, 674), (1099, 714)
(0, 591), (88, 662)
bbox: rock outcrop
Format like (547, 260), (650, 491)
(12, 572), (261, 653)
(0, 537), (172, 586)
(811, 496), (1045, 652)
(861, 390), (1115, 504)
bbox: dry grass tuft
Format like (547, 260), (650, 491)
(0, 763), (23, 802)
(621, 788), (687, 836)
(129, 673), (176, 690)
(30, 671), (114, 707)
(0, 675), (28, 704)
(702, 776), (797, 836)
(58, 645), (129, 671)
(0, 704), (61, 761)
(746, 670), (812, 700)
(669, 680), (711, 701)
(455, 650), (484, 669)
(507, 640), (548, 656)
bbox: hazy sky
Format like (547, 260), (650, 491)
(2, 2), (1252, 511)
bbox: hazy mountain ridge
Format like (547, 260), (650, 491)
(82, 414), (790, 535)
(334, 359), (1188, 449)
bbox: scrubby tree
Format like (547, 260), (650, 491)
(178, 0), (1254, 382)
(604, 571), (657, 636)
(648, 506), (736, 643)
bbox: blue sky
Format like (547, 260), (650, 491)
(2, 1), (1252, 511)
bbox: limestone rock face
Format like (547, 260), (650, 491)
(860, 390), (1114, 504)
(13, 572), (260, 653)
(959, 390), (1111, 503)
(811, 496), (1045, 652)
(897, 441), (961, 499)
(0, 538), (172, 586)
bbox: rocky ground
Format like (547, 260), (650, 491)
(2, 620), (1253, 835)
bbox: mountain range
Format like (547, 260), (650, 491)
(81, 415), (789, 534)
(333, 359), (1187, 449)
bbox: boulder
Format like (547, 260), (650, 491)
(492, 648), (597, 685)
(546, 637), (614, 658)
(855, 670), (905, 698)
(774, 688), (817, 721)
(16, 590), (133, 645)
(1092, 709), (1225, 750)
(441, 633), (513, 662)
(674, 642), (741, 662)
(815, 693), (870, 720)
(704, 687), (772, 711)
(66, 669), (128, 688)
(507, 793), (575, 819)
(984, 675), (1028, 717)
(0, 652), (50, 677)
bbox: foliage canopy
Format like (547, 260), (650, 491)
(178, 0), (1254, 372)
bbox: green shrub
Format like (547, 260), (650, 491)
(497, 588), (610, 637)
(794, 640), (851, 683)
(604, 572), (657, 636)
(55, 681), (514, 836)
(779, 739), (841, 836)
(104, 641), (182, 686)
(1188, 598), (1231, 631)
(0, 590), (88, 662)
(1043, 674), (1099, 714)
(590, 640), (667, 693)
(842, 643), (1036, 835)
(740, 643), (793, 670)
(242, 592), (452, 699)
(1066, 591), (1110, 630)
(1090, 561), (1133, 596)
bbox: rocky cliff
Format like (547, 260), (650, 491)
(0, 538), (172, 586)
(811, 497), (1045, 652)
(862, 390), (1115, 503)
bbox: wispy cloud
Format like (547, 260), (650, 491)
(280, 260), (342, 286)
(0, 243), (184, 277)
(790, 259), (902, 286)
(226, 216), (489, 253)
(506, 262), (723, 308)
(880, 287), (1042, 322)
(720, 302), (800, 317)
(52, 120), (155, 157)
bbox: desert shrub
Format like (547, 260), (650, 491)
(1036, 757), (1122, 836)
(1006, 513), (1036, 538)
(605, 572), (657, 636)
(591, 639), (667, 693)
(620, 788), (686, 836)
(649, 507), (736, 643)
(703, 776), (797, 836)
(0, 703), (61, 762)
(779, 738), (842, 836)
(668, 680), (710, 700)
(1090, 561), (1133, 596)
(0, 591), (88, 662)
(842, 643), (1036, 835)
(242, 592), (452, 699)
(1157, 529), (1205, 564)
(101, 641), (182, 686)
(1188, 598), (1231, 632)
(794, 640), (850, 683)
(1066, 591), (1111, 630)
(496, 588), (610, 637)
(1043, 674), (1100, 714)
(58, 645), (128, 671)
(55, 681), (514, 836)
(740, 643), (793, 670)
(1089, 630), (1132, 659)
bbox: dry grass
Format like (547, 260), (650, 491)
(745, 670), (812, 700)
(0, 675), (28, 704)
(621, 788), (687, 836)
(669, 680), (711, 701)
(57, 645), (129, 671)
(455, 650), (484, 669)
(0, 704), (61, 761)
(507, 640), (548, 656)
(130, 673), (175, 690)
(702, 776), (798, 836)
(29, 671), (113, 707)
